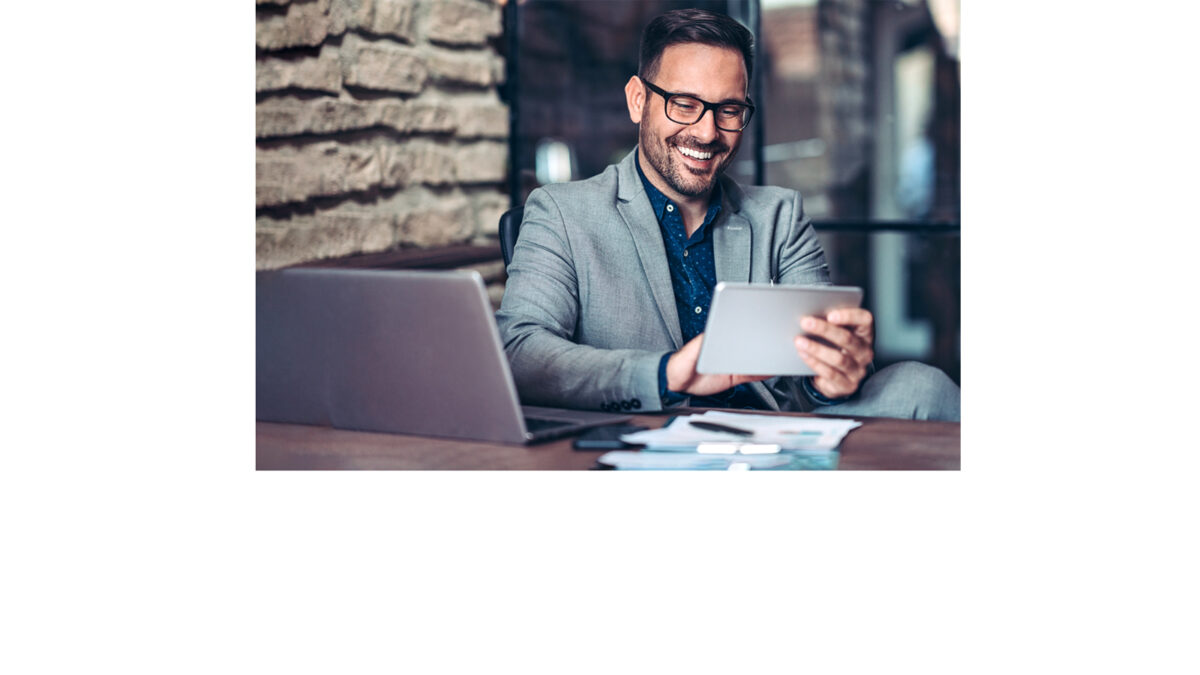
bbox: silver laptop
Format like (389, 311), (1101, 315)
(256, 268), (632, 444)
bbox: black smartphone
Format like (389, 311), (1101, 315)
(572, 424), (648, 450)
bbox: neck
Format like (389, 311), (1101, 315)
(636, 151), (713, 236)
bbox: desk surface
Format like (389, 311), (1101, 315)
(257, 409), (959, 470)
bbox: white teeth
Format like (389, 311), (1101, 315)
(677, 146), (713, 160)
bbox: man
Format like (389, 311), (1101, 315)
(497, 9), (959, 421)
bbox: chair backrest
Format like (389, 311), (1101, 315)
(498, 206), (524, 267)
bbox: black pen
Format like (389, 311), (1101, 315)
(689, 420), (754, 436)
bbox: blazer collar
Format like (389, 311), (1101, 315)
(615, 149), (683, 348)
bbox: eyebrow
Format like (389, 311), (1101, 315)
(672, 90), (750, 105)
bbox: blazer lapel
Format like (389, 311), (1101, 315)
(712, 178), (752, 283)
(616, 151), (683, 349)
(713, 209), (752, 283)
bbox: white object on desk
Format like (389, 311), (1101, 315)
(621, 411), (861, 452)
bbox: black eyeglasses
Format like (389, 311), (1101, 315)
(640, 77), (755, 132)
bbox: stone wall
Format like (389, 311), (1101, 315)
(256, 0), (509, 270)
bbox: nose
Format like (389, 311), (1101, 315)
(689, 108), (720, 143)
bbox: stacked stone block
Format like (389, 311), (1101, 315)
(256, 0), (509, 270)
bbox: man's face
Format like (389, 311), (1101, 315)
(627, 43), (748, 201)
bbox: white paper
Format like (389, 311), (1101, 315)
(620, 411), (862, 452)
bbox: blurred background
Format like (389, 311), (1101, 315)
(256, 0), (960, 383)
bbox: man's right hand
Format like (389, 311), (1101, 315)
(665, 333), (769, 397)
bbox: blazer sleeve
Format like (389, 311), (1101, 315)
(495, 188), (665, 412)
(760, 191), (834, 411)
(775, 191), (831, 286)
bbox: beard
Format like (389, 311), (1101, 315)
(638, 115), (738, 198)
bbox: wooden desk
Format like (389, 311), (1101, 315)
(257, 409), (959, 470)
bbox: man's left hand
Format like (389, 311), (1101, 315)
(795, 308), (875, 400)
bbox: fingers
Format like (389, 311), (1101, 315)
(825, 307), (873, 330)
(668, 333), (773, 396)
(818, 308), (875, 346)
(800, 316), (873, 365)
(795, 334), (862, 375)
(803, 360), (858, 399)
(795, 319), (872, 399)
(795, 337), (863, 398)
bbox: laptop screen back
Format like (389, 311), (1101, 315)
(256, 268), (529, 443)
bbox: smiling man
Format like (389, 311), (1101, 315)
(496, 8), (959, 420)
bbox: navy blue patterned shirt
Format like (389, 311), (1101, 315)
(636, 153), (763, 409)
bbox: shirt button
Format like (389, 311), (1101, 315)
(683, 250), (689, 257)
(694, 306), (703, 314)
(666, 204), (674, 212)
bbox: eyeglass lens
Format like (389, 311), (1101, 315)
(666, 96), (750, 131)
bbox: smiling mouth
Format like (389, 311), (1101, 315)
(676, 146), (714, 161)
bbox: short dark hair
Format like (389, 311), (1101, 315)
(638, 8), (755, 86)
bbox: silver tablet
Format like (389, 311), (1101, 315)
(696, 283), (864, 376)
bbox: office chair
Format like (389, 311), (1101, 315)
(498, 206), (524, 267)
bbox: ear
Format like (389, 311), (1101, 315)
(624, 76), (645, 125)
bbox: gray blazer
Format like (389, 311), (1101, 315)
(496, 148), (831, 412)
